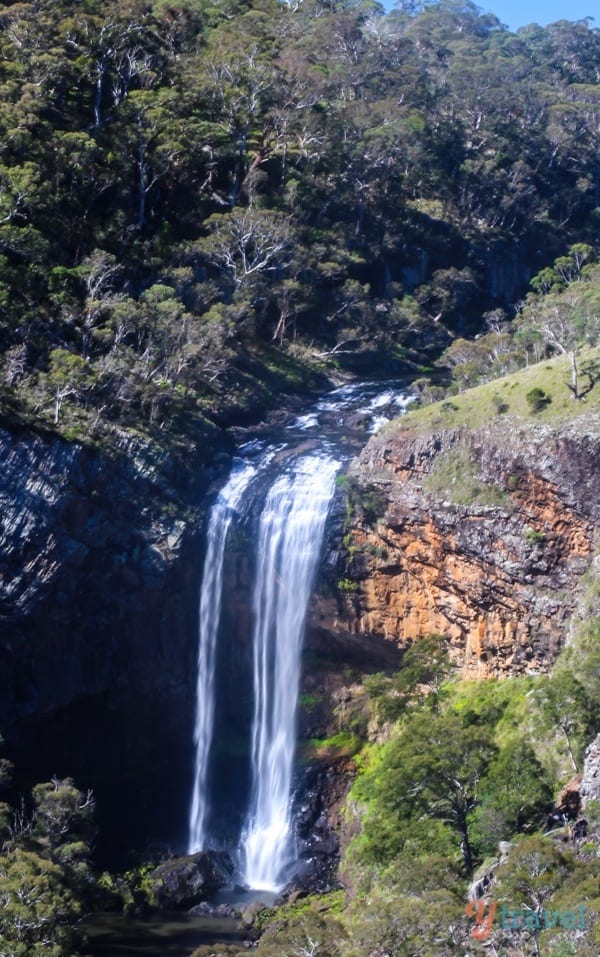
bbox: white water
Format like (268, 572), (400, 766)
(241, 455), (339, 890)
(188, 462), (257, 854)
(290, 384), (414, 434)
(187, 381), (413, 883)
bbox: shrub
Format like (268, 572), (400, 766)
(526, 387), (551, 413)
(338, 578), (358, 592)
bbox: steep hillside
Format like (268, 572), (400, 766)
(2, 0), (600, 443)
(314, 351), (600, 678)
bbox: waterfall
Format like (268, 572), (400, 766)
(188, 462), (257, 854)
(187, 382), (409, 885)
(241, 454), (339, 890)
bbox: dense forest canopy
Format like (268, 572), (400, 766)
(0, 0), (599, 435)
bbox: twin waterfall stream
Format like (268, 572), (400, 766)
(187, 384), (412, 892)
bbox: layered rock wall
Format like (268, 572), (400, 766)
(312, 421), (599, 678)
(0, 424), (222, 861)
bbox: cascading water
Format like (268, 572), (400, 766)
(188, 462), (257, 854)
(187, 381), (412, 887)
(241, 455), (339, 891)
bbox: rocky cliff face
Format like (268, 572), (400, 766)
(2, 402), (597, 868)
(0, 423), (224, 862)
(312, 419), (599, 678)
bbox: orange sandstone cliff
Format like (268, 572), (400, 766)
(308, 419), (599, 679)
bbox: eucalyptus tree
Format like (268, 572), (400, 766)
(361, 711), (496, 875)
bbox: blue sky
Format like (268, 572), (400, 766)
(382, 1), (596, 33)
(477, 0), (595, 32)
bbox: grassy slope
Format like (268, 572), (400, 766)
(394, 347), (600, 434)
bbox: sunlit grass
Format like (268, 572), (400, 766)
(394, 347), (600, 433)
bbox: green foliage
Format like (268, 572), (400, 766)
(0, 848), (81, 957)
(346, 886), (463, 957)
(298, 692), (321, 712)
(526, 386), (551, 413)
(554, 565), (600, 722)
(355, 710), (496, 874)
(254, 906), (347, 957)
(471, 739), (553, 855)
(0, 0), (599, 441)
(449, 676), (536, 737)
(489, 835), (578, 954)
(516, 257), (600, 399)
(118, 861), (161, 914)
(532, 672), (596, 774)
(1, 1), (600, 950)
(395, 346), (600, 434)
(337, 577), (358, 593)
(346, 664), (572, 947)
(491, 393), (509, 414)
(0, 737), (95, 955)
(367, 634), (457, 721)
(530, 245), (594, 293)
(337, 475), (387, 529)
(303, 732), (363, 759)
(32, 777), (96, 854)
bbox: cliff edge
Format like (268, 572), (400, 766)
(315, 414), (599, 678)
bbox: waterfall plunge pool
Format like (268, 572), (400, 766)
(83, 911), (241, 957)
(83, 888), (279, 957)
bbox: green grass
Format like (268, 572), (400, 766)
(424, 444), (511, 507)
(300, 732), (363, 760)
(392, 347), (600, 434)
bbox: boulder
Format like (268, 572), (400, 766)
(152, 850), (234, 910)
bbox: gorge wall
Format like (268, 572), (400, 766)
(2, 399), (598, 869)
(309, 417), (599, 680)
(0, 422), (226, 862)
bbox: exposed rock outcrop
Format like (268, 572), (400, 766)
(2, 401), (597, 876)
(312, 420), (599, 678)
(580, 735), (600, 809)
(0, 423), (222, 862)
(151, 851), (234, 909)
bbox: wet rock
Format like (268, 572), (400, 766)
(240, 901), (265, 927)
(152, 851), (234, 910)
(188, 901), (239, 918)
(284, 764), (349, 897)
(187, 901), (213, 916)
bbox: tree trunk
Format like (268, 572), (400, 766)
(568, 350), (579, 399)
(563, 729), (579, 774)
(138, 139), (147, 229)
(459, 815), (474, 875)
(94, 60), (106, 129)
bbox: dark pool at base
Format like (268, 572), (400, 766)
(83, 912), (242, 956)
